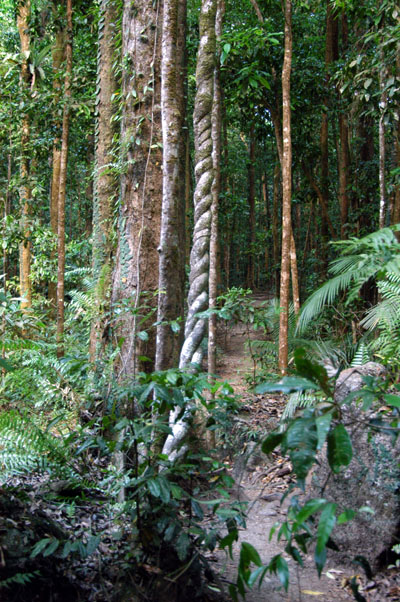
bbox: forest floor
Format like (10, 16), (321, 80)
(211, 293), (398, 602)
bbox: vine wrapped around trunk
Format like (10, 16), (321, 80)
(162, 0), (217, 459)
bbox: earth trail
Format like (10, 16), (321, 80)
(212, 294), (352, 602)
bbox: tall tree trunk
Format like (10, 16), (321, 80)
(17, 0), (32, 311)
(49, 2), (66, 307)
(247, 124), (256, 290)
(378, 48), (387, 229)
(278, 0), (292, 375)
(338, 13), (349, 239)
(163, 0), (217, 460)
(208, 0), (224, 380)
(3, 134), (12, 293)
(319, 1), (338, 272)
(89, 0), (119, 364)
(393, 52), (400, 231)
(111, 0), (163, 380)
(155, 0), (187, 371)
(272, 161), (280, 298)
(290, 229), (300, 315)
(56, 0), (73, 357)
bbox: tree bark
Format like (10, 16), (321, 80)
(111, 0), (163, 380)
(278, 0), (292, 375)
(176, 0), (217, 370)
(155, 0), (187, 371)
(17, 0), (32, 311)
(290, 229), (300, 315)
(49, 2), (66, 308)
(89, 0), (119, 364)
(56, 0), (73, 358)
(319, 1), (338, 271)
(246, 124), (256, 290)
(272, 161), (280, 298)
(379, 48), (387, 229)
(162, 0), (217, 459)
(208, 0), (224, 380)
(337, 12), (349, 239)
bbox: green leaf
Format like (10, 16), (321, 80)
(315, 503), (337, 576)
(137, 330), (149, 341)
(261, 432), (283, 455)
(30, 538), (52, 558)
(220, 529), (238, 560)
(240, 542), (262, 568)
(383, 394), (400, 408)
(269, 554), (289, 591)
(283, 416), (318, 479)
(337, 509), (356, 525)
(255, 376), (318, 395)
(316, 412), (333, 450)
(157, 476), (171, 504)
(175, 531), (190, 561)
(85, 535), (101, 557)
(294, 498), (327, 527)
(294, 349), (332, 396)
(147, 478), (161, 498)
(0, 357), (13, 371)
(42, 538), (59, 557)
(327, 424), (353, 473)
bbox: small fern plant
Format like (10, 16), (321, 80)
(0, 411), (76, 483)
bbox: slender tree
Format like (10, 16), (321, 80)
(56, 0), (73, 357)
(89, 0), (119, 363)
(155, 0), (187, 371)
(278, 0), (292, 375)
(49, 0), (66, 307)
(17, 0), (32, 310)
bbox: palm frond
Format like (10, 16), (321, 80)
(297, 271), (354, 333)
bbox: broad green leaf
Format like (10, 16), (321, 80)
(294, 349), (332, 396)
(327, 425), (353, 473)
(315, 503), (337, 575)
(294, 498), (327, 527)
(240, 541), (262, 568)
(261, 432), (283, 455)
(147, 478), (161, 498)
(383, 394), (400, 408)
(255, 376), (318, 394)
(316, 412), (333, 449)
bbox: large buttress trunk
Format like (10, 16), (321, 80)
(17, 0), (32, 311)
(89, 0), (119, 364)
(278, 0), (292, 375)
(111, 0), (163, 379)
(155, 0), (187, 371)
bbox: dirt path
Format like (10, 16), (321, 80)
(212, 296), (353, 601)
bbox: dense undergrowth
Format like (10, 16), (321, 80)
(1, 227), (400, 600)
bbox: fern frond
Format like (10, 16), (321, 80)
(0, 412), (75, 482)
(281, 391), (318, 423)
(350, 342), (370, 366)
